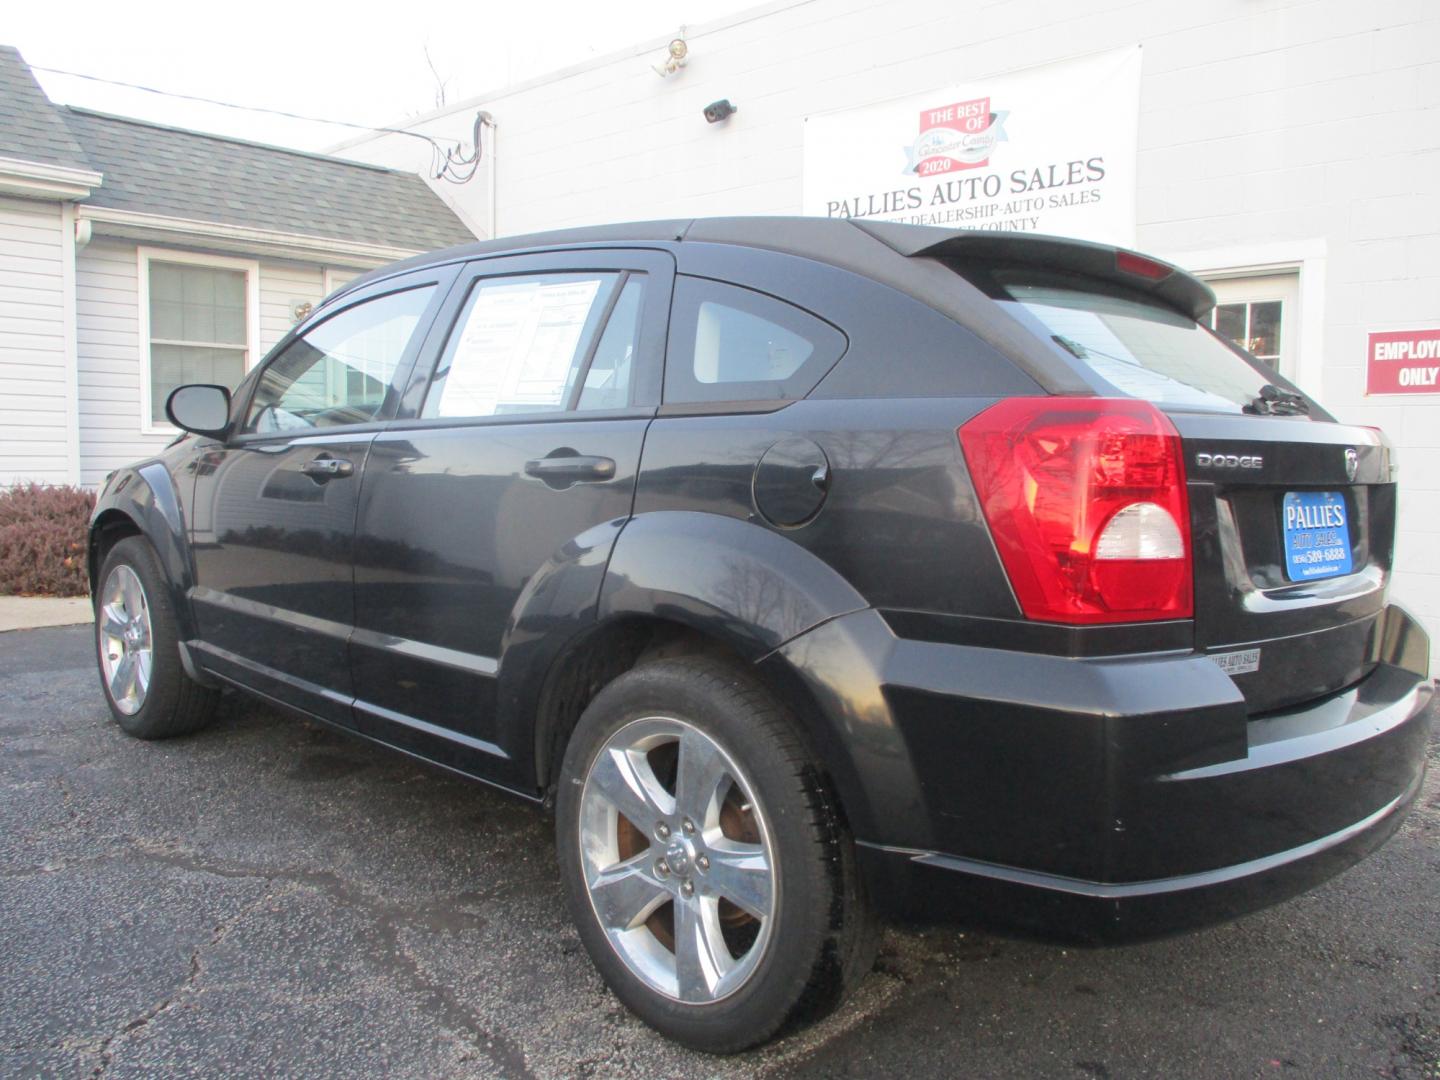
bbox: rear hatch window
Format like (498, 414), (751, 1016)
(986, 275), (1304, 414)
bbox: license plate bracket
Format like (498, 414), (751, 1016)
(1281, 490), (1353, 582)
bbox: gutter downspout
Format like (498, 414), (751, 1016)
(480, 111), (497, 240)
(59, 202), (83, 486)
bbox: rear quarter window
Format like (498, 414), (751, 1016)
(664, 276), (847, 404)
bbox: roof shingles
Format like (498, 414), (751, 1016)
(0, 46), (92, 171)
(60, 108), (473, 252)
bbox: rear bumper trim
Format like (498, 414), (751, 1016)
(1164, 664), (1429, 781)
(861, 771), (1418, 901)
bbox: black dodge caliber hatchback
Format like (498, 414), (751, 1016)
(90, 218), (1432, 1052)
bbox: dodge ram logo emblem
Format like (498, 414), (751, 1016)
(1345, 447), (1358, 482)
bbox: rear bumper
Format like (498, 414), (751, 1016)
(856, 762), (1424, 941)
(775, 603), (1432, 941)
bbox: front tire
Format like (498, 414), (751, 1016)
(555, 656), (876, 1053)
(95, 536), (218, 739)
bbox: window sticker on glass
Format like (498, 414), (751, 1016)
(432, 276), (607, 418)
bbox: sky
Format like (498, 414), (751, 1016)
(8, 0), (761, 153)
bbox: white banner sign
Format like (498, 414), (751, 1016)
(802, 48), (1142, 245)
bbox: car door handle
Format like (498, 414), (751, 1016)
(524, 454), (616, 487)
(300, 456), (355, 481)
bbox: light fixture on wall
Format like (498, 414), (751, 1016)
(292, 301), (313, 323)
(654, 35), (687, 77)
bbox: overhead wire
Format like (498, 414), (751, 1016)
(30, 63), (485, 183)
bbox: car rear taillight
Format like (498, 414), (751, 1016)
(959, 397), (1192, 624)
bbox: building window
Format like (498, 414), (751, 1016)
(139, 249), (258, 431)
(1201, 272), (1299, 375)
(1210, 300), (1282, 366)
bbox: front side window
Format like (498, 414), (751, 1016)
(423, 272), (626, 419)
(147, 259), (248, 425)
(664, 277), (847, 404)
(244, 285), (435, 434)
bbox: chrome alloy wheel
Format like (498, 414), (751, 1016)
(98, 565), (153, 715)
(578, 716), (777, 1004)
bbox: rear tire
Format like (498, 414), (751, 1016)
(555, 655), (877, 1053)
(95, 536), (218, 740)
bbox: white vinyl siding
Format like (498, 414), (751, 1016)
(76, 239), (161, 486)
(260, 261), (325, 353)
(0, 196), (71, 485)
(322, 266), (364, 299)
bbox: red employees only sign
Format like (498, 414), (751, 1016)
(1368, 328), (1440, 394)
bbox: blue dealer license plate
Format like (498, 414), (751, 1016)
(1281, 491), (1353, 581)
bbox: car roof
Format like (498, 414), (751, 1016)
(324, 217), (1216, 397)
(329, 216), (1215, 320)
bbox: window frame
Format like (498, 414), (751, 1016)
(661, 274), (849, 408)
(420, 269), (625, 422)
(1170, 241), (1325, 394)
(391, 248), (675, 429)
(322, 265), (364, 299)
(137, 246), (260, 436)
(227, 264), (459, 446)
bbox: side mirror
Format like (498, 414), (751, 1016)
(165, 384), (232, 438)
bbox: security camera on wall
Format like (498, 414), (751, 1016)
(703, 99), (737, 124)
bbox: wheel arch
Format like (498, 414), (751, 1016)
(520, 511), (901, 844)
(89, 463), (197, 640)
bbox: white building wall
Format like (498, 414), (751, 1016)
(0, 196), (73, 485)
(74, 238), (356, 486)
(335, 0), (1440, 662)
(258, 259), (327, 352)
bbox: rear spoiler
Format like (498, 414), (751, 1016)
(853, 221), (1216, 321)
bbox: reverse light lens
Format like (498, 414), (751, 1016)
(1095, 502), (1184, 560)
(959, 397), (1193, 624)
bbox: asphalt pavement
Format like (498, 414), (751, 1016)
(2, 624), (1436, 1079)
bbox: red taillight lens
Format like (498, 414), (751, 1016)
(959, 397), (1193, 624)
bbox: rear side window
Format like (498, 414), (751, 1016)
(665, 276), (846, 404)
(997, 281), (1277, 412)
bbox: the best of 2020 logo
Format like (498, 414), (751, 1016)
(903, 97), (1010, 177)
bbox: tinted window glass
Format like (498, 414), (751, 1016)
(999, 283), (1277, 411)
(424, 273), (618, 418)
(665, 277), (846, 404)
(578, 276), (644, 411)
(245, 285), (434, 433)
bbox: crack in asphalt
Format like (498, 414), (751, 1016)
(86, 883), (286, 1078)
(7, 832), (892, 1078)
(1380, 983), (1440, 1079)
(28, 839), (536, 1080)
